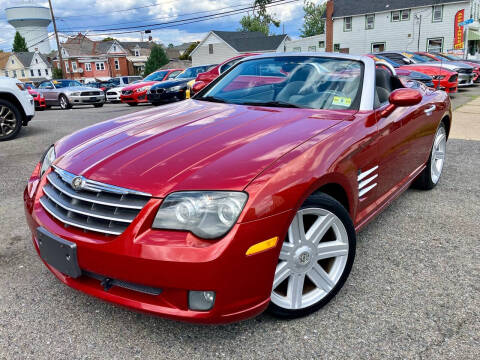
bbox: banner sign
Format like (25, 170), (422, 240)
(454, 10), (465, 49)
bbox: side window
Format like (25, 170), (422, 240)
(220, 59), (240, 73)
(167, 70), (181, 79)
(39, 82), (52, 89)
(122, 77), (129, 84)
(374, 68), (393, 108)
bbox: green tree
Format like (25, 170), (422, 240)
(179, 41), (199, 60)
(143, 44), (169, 76)
(102, 37), (117, 42)
(12, 32), (28, 52)
(239, 0), (280, 35)
(300, 1), (326, 38)
(52, 66), (63, 79)
(168, 43), (174, 48)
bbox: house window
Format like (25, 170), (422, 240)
(113, 45), (117, 52)
(365, 14), (375, 29)
(114, 59), (120, 70)
(21, 70), (25, 77)
(85, 63), (92, 71)
(308, 46), (317, 52)
(432, 5), (443, 22)
(30, 69), (34, 76)
(344, 17), (352, 31)
(4, 71), (7, 77)
(65, 61), (69, 73)
(319, 41), (325, 48)
(401, 10), (410, 21)
(35, 58), (39, 64)
(209, 44), (214, 54)
(71, 62), (77, 72)
(371, 42), (386, 53)
(38, 69), (42, 76)
(13, 70), (17, 78)
(427, 38), (443, 52)
(293, 47), (301, 52)
(95, 62), (105, 71)
(45, 69), (49, 76)
(391, 11), (400, 22)
(134, 50), (140, 56)
(334, 44), (341, 52)
(11, 59), (14, 64)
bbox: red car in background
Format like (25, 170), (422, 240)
(26, 87), (46, 110)
(399, 65), (458, 93)
(121, 69), (183, 106)
(25, 54), (451, 323)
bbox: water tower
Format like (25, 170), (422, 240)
(5, 3), (52, 53)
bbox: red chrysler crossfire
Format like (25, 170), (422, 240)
(24, 54), (451, 324)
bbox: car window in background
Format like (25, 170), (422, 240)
(38, 82), (52, 89)
(200, 56), (364, 110)
(177, 66), (211, 79)
(406, 53), (432, 63)
(52, 80), (83, 88)
(110, 78), (120, 86)
(144, 71), (168, 81)
(220, 59), (242, 73)
(167, 70), (182, 79)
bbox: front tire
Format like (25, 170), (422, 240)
(127, 103), (138, 107)
(0, 99), (22, 141)
(93, 103), (104, 108)
(59, 95), (72, 110)
(413, 122), (447, 190)
(268, 193), (356, 319)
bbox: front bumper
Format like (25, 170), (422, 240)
(120, 91), (148, 104)
(67, 95), (105, 104)
(458, 73), (475, 87)
(24, 169), (290, 324)
(435, 79), (458, 93)
(106, 93), (121, 102)
(34, 96), (46, 109)
(147, 89), (184, 104)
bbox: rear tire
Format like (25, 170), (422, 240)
(127, 103), (138, 107)
(0, 99), (22, 141)
(94, 103), (104, 108)
(59, 95), (72, 110)
(268, 193), (356, 319)
(413, 122), (447, 190)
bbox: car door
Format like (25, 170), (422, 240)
(374, 68), (420, 202)
(38, 81), (55, 104)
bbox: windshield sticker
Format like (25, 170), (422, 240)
(332, 96), (352, 107)
(52, 80), (59, 84)
(402, 52), (413, 58)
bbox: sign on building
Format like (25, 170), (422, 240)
(454, 9), (465, 50)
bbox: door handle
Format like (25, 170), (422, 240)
(424, 105), (436, 115)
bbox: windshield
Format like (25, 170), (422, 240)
(176, 66), (209, 79)
(198, 56), (364, 110)
(144, 71), (168, 81)
(438, 53), (459, 61)
(408, 53), (434, 63)
(53, 80), (83, 88)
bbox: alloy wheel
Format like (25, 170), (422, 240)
(271, 208), (349, 310)
(0, 105), (17, 138)
(431, 126), (446, 184)
(60, 96), (68, 109)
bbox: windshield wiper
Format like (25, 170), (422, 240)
(199, 96), (227, 103)
(240, 101), (301, 108)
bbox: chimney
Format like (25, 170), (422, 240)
(326, 0), (334, 52)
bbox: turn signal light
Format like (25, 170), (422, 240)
(246, 237), (278, 256)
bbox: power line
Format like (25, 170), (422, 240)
(59, 0), (297, 34)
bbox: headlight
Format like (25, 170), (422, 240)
(152, 191), (248, 239)
(136, 86), (151, 92)
(168, 85), (183, 92)
(70, 92), (81, 96)
(432, 75), (445, 80)
(40, 145), (56, 177)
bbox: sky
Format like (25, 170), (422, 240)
(0, 0), (324, 52)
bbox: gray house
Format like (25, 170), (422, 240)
(191, 31), (290, 66)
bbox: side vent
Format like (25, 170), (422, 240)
(358, 166), (379, 198)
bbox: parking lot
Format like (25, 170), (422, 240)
(1, 90), (479, 359)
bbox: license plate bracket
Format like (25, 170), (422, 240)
(37, 227), (81, 278)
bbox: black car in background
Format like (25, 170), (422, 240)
(147, 64), (216, 105)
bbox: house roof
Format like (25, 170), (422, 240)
(11, 52), (50, 67)
(172, 42), (196, 51)
(331, 0), (467, 17)
(0, 52), (12, 69)
(212, 31), (289, 52)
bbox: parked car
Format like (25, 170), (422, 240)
(371, 53), (458, 93)
(0, 77), (35, 141)
(110, 76), (143, 87)
(430, 52), (480, 82)
(378, 51), (474, 87)
(188, 54), (258, 97)
(106, 87), (124, 103)
(120, 69), (183, 106)
(147, 64), (216, 105)
(25, 54), (451, 323)
(36, 80), (105, 110)
(367, 55), (435, 87)
(28, 88), (47, 111)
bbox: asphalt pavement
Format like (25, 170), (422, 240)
(0, 95), (479, 359)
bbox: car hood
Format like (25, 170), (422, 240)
(421, 61), (472, 71)
(54, 100), (349, 197)
(151, 78), (192, 89)
(122, 81), (158, 91)
(63, 86), (101, 92)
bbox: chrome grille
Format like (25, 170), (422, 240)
(150, 88), (164, 94)
(40, 167), (151, 236)
(81, 91), (102, 96)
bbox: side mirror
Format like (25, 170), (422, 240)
(192, 81), (206, 93)
(380, 88), (422, 118)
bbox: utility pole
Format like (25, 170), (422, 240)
(417, 14), (422, 51)
(48, 0), (64, 78)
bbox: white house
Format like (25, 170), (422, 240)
(191, 31), (290, 66)
(285, 34), (327, 53)
(3, 51), (52, 82)
(323, 0), (480, 56)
